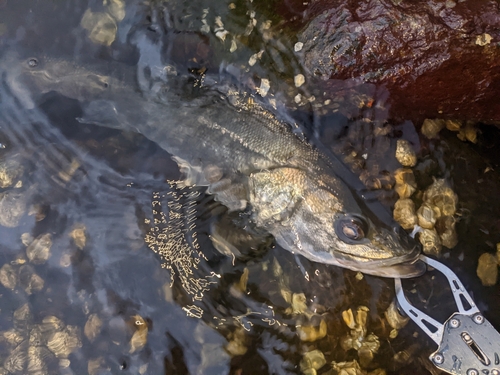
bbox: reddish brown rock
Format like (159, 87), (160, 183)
(290, 0), (500, 121)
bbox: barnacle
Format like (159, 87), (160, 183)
(421, 119), (444, 139)
(477, 253), (498, 286)
(418, 228), (441, 257)
(393, 199), (417, 230)
(393, 168), (417, 199)
(297, 315), (327, 342)
(395, 140), (417, 167)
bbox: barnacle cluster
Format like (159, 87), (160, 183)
(421, 118), (478, 143)
(393, 171), (458, 256)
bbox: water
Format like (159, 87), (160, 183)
(0, 1), (499, 374)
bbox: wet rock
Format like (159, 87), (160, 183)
(0, 190), (28, 228)
(88, 357), (108, 375)
(26, 234), (52, 264)
(331, 359), (386, 375)
(39, 316), (65, 340)
(457, 122), (478, 143)
(393, 199), (417, 230)
(341, 306), (380, 367)
(81, 9), (117, 46)
(436, 215), (458, 249)
(417, 204), (436, 230)
(0, 263), (18, 290)
(297, 315), (327, 342)
(296, 0), (500, 121)
(2, 329), (24, 347)
(21, 233), (33, 247)
(291, 293), (308, 314)
(3, 340), (29, 373)
(69, 225), (87, 249)
(225, 327), (247, 357)
(300, 350), (326, 372)
(395, 140), (417, 167)
(0, 158), (23, 188)
(477, 253), (498, 286)
(46, 326), (82, 358)
(84, 314), (102, 342)
(18, 264), (44, 294)
(445, 119), (462, 132)
(27, 345), (55, 374)
(13, 304), (33, 334)
(360, 170), (394, 190)
(384, 301), (409, 331)
(423, 179), (458, 217)
(393, 168), (417, 199)
(421, 119), (445, 139)
(418, 228), (442, 257)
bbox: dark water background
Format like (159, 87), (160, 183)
(0, 0), (499, 374)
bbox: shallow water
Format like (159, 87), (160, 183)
(0, 1), (499, 374)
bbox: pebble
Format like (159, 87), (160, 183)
(417, 204), (436, 229)
(297, 317), (327, 342)
(300, 350), (326, 372)
(476, 33), (493, 46)
(477, 253), (498, 286)
(84, 314), (102, 342)
(26, 234), (52, 264)
(80, 9), (117, 46)
(0, 191), (28, 228)
(384, 301), (409, 330)
(418, 228), (442, 257)
(421, 119), (445, 139)
(393, 168), (417, 198)
(294, 74), (305, 88)
(445, 119), (461, 131)
(70, 226), (87, 249)
(19, 264), (44, 294)
(258, 78), (270, 97)
(225, 327), (247, 356)
(47, 326), (82, 358)
(0, 264), (17, 290)
(0, 159), (23, 188)
(393, 199), (417, 230)
(395, 140), (417, 167)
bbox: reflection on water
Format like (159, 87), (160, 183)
(0, 1), (499, 374)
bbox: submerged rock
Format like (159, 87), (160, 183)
(293, 0), (500, 121)
(477, 252), (498, 286)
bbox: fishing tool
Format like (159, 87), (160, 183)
(395, 255), (500, 375)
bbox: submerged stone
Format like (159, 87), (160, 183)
(477, 253), (498, 286)
(294, 0), (500, 121)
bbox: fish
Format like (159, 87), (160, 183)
(1, 47), (426, 278)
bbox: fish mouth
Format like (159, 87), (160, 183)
(335, 244), (426, 278)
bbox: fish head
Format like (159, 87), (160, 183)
(249, 167), (424, 278)
(2, 51), (113, 108)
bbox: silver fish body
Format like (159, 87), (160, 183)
(2, 50), (425, 278)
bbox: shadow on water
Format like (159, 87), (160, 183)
(0, 1), (499, 375)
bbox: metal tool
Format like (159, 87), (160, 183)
(395, 255), (500, 375)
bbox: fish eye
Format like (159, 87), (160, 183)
(334, 214), (369, 244)
(27, 58), (39, 68)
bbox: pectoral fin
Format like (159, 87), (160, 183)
(210, 211), (274, 261)
(77, 100), (124, 129)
